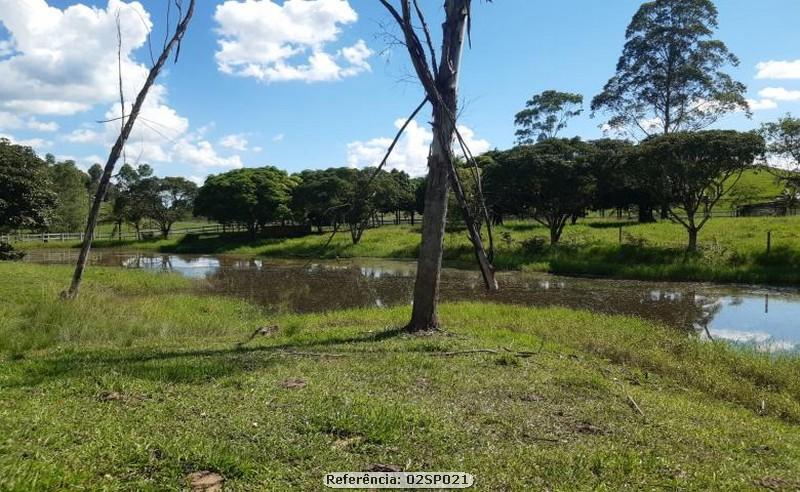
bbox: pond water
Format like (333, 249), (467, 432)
(24, 249), (800, 354)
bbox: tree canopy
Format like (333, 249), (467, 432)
(634, 130), (765, 249)
(140, 176), (198, 237)
(48, 159), (90, 232)
(194, 167), (297, 236)
(110, 164), (155, 238)
(485, 139), (595, 244)
(761, 115), (800, 170)
(514, 90), (583, 144)
(0, 138), (57, 232)
(591, 0), (748, 137)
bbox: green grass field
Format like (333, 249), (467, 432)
(718, 167), (787, 211)
(21, 214), (800, 285)
(1, 262), (799, 490)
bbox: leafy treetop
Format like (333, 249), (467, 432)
(591, 0), (748, 137)
(514, 90), (584, 144)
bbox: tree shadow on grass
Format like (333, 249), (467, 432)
(3, 327), (409, 388)
(68, 236), (168, 249)
(585, 220), (639, 229)
(501, 222), (545, 232)
(752, 245), (800, 268)
(161, 233), (280, 255)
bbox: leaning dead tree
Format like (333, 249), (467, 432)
(379, 0), (498, 331)
(63, 0), (196, 299)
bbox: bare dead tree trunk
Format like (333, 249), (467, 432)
(380, 0), (497, 331)
(63, 0), (196, 299)
(414, 72), (497, 328)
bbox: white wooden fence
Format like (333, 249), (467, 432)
(1, 224), (238, 243)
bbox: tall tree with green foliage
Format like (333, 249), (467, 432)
(195, 167), (296, 238)
(48, 159), (90, 232)
(86, 164), (103, 195)
(584, 139), (639, 216)
(111, 164), (153, 239)
(503, 139), (595, 245)
(290, 168), (351, 233)
(761, 114), (800, 178)
(0, 139), (57, 232)
(140, 177), (197, 237)
(761, 115), (800, 203)
(483, 154), (523, 226)
(515, 90), (583, 144)
(373, 169), (415, 225)
(291, 167), (392, 244)
(635, 130), (765, 251)
(591, 0), (748, 138)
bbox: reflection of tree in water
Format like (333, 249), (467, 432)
(202, 262), (722, 331)
(204, 260), (418, 313)
(693, 295), (723, 340)
(23, 249), (731, 333)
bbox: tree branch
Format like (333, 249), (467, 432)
(64, 0), (196, 299)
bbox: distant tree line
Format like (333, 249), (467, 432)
(0, 136), (428, 244)
(195, 166), (423, 242)
(482, 131), (765, 250)
(0, 138), (198, 239)
(0, 117), (792, 253)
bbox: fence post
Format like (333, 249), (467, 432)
(766, 230), (771, 255)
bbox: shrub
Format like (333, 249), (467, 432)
(0, 242), (24, 261)
(520, 236), (547, 255)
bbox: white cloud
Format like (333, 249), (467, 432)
(82, 154), (104, 167)
(758, 87), (800, 102)
(454, 125), (491, 156)
(64, 128), (103, 144)
(0, 111), (59, 132)
(0, 39), (13, 56)
(219, 133), (249, 151)
(756, 60), (800, 80)
(213, 0), (372, 83)
(272, 133), (285, 142)
(747, 98), (778, 111)
(0, 111), (22, 128)
(21, 137), (51, 149)
(0, 0), (152, 116)
(95, 86), (243, 173)
(26, 118), (59, 132)
(0, 0), (243, 178)
(173, 138), (243, 170)
(347, 119), (490, 177)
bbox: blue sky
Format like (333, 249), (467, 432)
(1, 0), (799, 181)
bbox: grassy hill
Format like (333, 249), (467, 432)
(720, 166), (789, 211)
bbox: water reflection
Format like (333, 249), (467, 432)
(24, 249), (800, 353)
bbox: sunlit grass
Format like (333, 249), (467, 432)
(1, 262), (799, 489)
